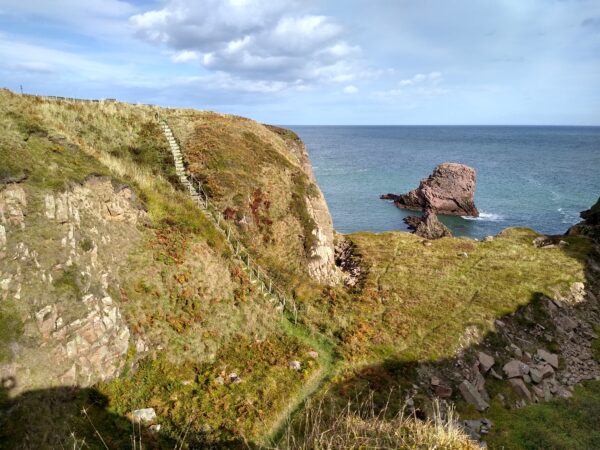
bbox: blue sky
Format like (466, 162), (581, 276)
(0, 0), (599, 124)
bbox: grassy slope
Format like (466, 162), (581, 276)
(165, 111), (322, 291)
(0, 90), (323, 447)
(485, 380), (600, 449)
(1, 89), (598, 448)
(287, 227), (595, 448)
(306, 228), (589, 363)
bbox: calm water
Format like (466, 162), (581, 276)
(288, 126), (600, 239)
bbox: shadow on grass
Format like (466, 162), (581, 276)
(0, 376), (165, 449)
(309, 234), (600, 449)
(1, 234), (598, 449)
(0, 376), (263, 449)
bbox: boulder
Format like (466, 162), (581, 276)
(229, 372), (242, 384)
(529, 367), (543, 384)
(132, 408), (157, 423)
(289, 360), (302, 370)
(382, 163), (479, 217)
(539, 364), (555, 379)
(566, 196), (600, 243)
(478, 352), (495, 373)
(459, 380), (489, 411)
(503, 360), (529, 378)
(509, 379), (532, 401)
(403, 209), (452, 240)
(434, 384), (453, 398)
(536, 349), (559, 369)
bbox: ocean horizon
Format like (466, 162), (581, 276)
(288, 125), (600, 239)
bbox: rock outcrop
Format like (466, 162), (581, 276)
(403, 209), (452, 240)
(0, 177), (145, 391)
(269, 126), (340, 285)
(334, 237), (366, 288)
(567, 196), (600, 243)
(382, 163), (479, 217)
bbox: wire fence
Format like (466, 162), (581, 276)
(16, 93), (297, 315)
(21, 93), (116, 103)
(158, 118), (298, 321)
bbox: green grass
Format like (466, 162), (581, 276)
(305, 227), (590, 363)
(108, 120), (178, 185)
(264, 320), (340, 446)
(484, 380), (600, 449)
(0, 300), (24, 362)
(0, 133), (110, 191)
(99, 331), (318, 446)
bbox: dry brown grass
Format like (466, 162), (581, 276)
(280, 393), (480, 450)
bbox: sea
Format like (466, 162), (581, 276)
(288, 126), (600, 239)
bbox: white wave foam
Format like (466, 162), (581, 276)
(558, 207), (579, 224)
(463, 212), (505, 222)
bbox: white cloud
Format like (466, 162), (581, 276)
(0, 0), (135, 37)
(399, 71), (442, 86)
(343, 85), (358, 94)
(171, 50), (199, 63)
(130, 0), (362, 86)
(377, 71), (447, 98)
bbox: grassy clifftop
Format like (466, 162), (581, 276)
(0, 90), (328, 447)
(1, 89), (598, 449)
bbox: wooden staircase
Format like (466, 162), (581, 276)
(158, 118), (297, 319)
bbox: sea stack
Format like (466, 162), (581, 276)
(381, 162), (479, 217)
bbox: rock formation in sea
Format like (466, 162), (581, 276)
(381, 162), (479, 217)
(403, 209), (453, 240)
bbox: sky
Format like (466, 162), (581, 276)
(0, 0), (599, 125)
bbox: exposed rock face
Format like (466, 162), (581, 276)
(274, 127), (340, 285)
(403, 209), (453, 240)
(382, 163), (479, 217)
(567, 196), (600, 243)
(334, 237), (366, 288)
(459, 379), (489, 411)
(0, 177), (146, 392)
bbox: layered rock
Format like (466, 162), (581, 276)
(0, 177), (146, 391)
(382, 163), (479, 217)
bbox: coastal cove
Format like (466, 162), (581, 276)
(290, 125), (600, 239)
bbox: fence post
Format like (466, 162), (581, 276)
(161, 117), (293, 320)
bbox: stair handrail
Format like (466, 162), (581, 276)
(157, 116), (297, 321)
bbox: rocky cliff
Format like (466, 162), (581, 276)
(266, 126), (339, 285)
(0, 89), (338, 446)
(2, 88), (598, 449)
(1, 178), (146, 390)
